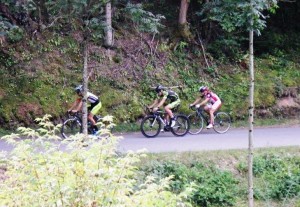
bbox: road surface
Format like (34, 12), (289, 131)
(117, 126), (300, 153)
(0, 126), (299, 153)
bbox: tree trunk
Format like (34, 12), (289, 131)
(248, 27), (254, 207)
(82, 42), (89, 135)
(104, 1), (113, 47)
(178, 0), (193, 41)
(179, 0), (189, 25)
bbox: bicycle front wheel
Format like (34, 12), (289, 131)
(171, 115), (190, 137)
(213, 112), (231, 134)
(188, 112), (204, 135)
(140, 115), (161, 138)
(61, 118), (82, 139)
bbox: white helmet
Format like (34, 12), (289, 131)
(75, 85), (83, 94)
(199, 86), (208, 93)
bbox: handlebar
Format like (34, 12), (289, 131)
(67, 111), (81, 118)
(142, 103), (165, 115)
(189, 105), (203, 112)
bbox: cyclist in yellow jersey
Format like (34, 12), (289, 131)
(68, 85), (102, 134)
(148, 85), (181, 127)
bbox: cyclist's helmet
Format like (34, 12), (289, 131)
(199, 86), (208, 93)
(75, 85), (83, 94)
(155, 85), (164, 93)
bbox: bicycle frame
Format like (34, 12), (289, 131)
(67, 112), (101, 126)
(188, 106), (231, 134)
(195, 108), (210, 124)
(61, 112), (102, 138)
(151, 111), (168, 126)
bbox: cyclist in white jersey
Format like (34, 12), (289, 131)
(68, 85), (102, 133)
(189, 86), (222, 129)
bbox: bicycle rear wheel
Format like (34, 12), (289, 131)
(213, 112), (231, 134)
(140, 115), (161, 138)
(188, 112), (204, 135)
(171, 115), (190, 137)
(61, 118), (82, 139)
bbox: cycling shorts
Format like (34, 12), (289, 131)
(206, 100), (221, 111)
(166, 99), (181, 109)
(89, 101), (102, 115)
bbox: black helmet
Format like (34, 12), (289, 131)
(155, 85), (164, 93)
(75, 85), (83, 94)
(199, 86), (208, 93)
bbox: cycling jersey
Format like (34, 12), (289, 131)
(77, 92), (99, 104)
(204, 92), (221, 105)
(157, 90), (181, 110)
(87, 92), (99, 104)
(159, 90), (179, 102)
(77, 92), (101, 113)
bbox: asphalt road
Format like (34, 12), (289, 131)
(117, 126), (300, 153)
(1, 126), (300, 153)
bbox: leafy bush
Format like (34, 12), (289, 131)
(142, 161), (238, 207)
(207, 36), (246, 62)
(238, 153), (300, 201)
(0, 115), (192, 207)
(7, 26), (24, 43)
(124, 3), (165, 33)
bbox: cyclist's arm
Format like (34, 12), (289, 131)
(68, 99), (78, 111)
(148, 99), (159, 108)
(191, 97), (202, 106)
(156, 97), (167, 108)
(69, 99), (83, 112)
(198, 97), (209, 107)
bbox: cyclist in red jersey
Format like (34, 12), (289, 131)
(189, 86), (222, 129)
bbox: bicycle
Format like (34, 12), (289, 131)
(188, 106), (231, 134)
(61, 112), (113, 139)
(140, 107), (190, 138)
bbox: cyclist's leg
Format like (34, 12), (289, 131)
(165, 100), (180, 126)
(209, 100), (221, 125)
(90, 102), (102, 131)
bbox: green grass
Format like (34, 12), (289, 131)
(142, 146), (300, 167)
(139, 147), (300, 207)
(113, 122), (141, 132)
(0, 128), (13, 137)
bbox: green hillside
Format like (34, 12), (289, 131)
(0, 0), (299, 130)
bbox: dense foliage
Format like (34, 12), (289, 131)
(138, 151), (300, 207)
(0, 0), (299, 129)
(238, 153), (300, 201)
(0, 115), (193, 206)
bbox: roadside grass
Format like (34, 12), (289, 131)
(141, 146), (300, 169)
(139, 146), (300, 207)
(0, 128), (12, 137)
(113, 122), (141, 132)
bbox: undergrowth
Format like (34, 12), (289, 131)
(0, 25), (300, 130)
(0, 115), (192, 207)
(138, 148), (300, 207)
